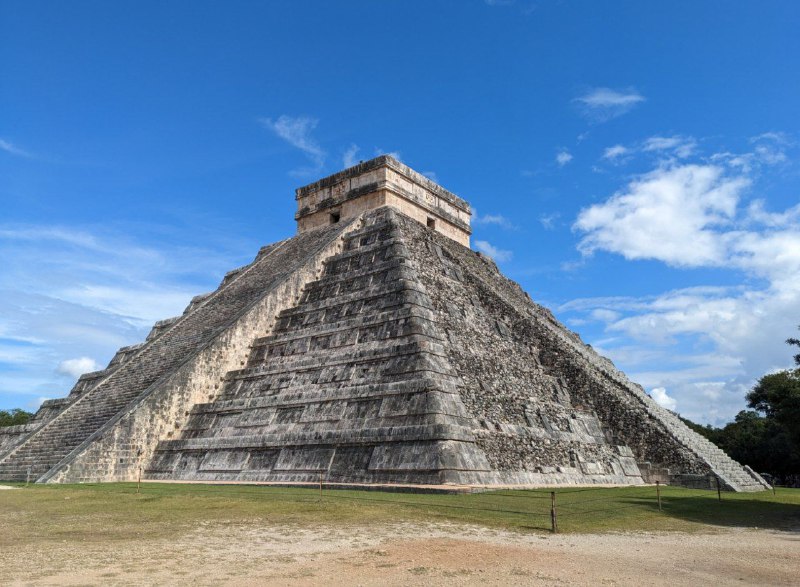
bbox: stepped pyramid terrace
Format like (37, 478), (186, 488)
(0, 156), (771, 491)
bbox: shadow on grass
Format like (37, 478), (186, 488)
(621, 491), (800, 532)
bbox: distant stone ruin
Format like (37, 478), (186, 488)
(0, 156), (771, 491)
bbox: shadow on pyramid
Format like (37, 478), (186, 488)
(0, 157), (770, 491)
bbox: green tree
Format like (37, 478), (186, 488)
(787, 325), (800, 367)
(747, 369), (800, 448)
(0, 409), (34, 427)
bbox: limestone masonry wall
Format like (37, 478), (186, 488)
(295, 155), (472, 247)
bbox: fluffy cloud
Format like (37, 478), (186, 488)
(650, 387), (677, 411)
(57, 357), (100, 379)
(569, 146), (800, 424)
(575, 87), (645, 121)
(474, 240), (513, 262)
(575, 164), (747, 267)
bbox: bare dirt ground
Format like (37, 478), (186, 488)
(3, 521), (798, 586)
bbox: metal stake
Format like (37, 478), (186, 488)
(656, 480), (662, 511)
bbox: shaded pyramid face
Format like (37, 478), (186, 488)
(146, 207), (674, 487)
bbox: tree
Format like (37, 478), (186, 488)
(733, 326), (800, 483)
(0, 409), (34, 427)
(787, 325), (800, 367)
(747, 370), (800, 447)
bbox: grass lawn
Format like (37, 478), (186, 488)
(1, 482), (798, 548)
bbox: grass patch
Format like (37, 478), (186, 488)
(1, 482), (798, 547)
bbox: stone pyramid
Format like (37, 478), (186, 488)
(0, 156), (770, 491)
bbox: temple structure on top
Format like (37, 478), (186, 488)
(295, 155), (472, 246)
(0, 156), (770, 492)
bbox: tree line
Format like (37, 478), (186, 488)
(0, 408), (34, 427)
(682, 328), (800, 486)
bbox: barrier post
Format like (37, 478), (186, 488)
(319, 472), (323, 502)
(715, 475), (722, 501)
(550, 491), (558, 534)
(137, 466), (142, 495)
(656, 481), (662, 511)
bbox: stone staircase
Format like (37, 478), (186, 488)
(654, 407), (770, 491)
(148, 209), (489, 484)
(0, 222), (351, 482)
(0, 345), (145, 461)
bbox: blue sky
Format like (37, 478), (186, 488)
(1, 1), (799, 425)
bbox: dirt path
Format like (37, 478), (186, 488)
(4, 522), (798, 586)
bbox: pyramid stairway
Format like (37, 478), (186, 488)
(148, 209), (491, 483)
(0, 222), (353, 482)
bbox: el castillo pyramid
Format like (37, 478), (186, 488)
(0, 156), (771, 491)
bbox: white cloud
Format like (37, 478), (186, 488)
(574, 87), (645, 121)
(0, 223), (252, 409)
(568, 150), (800, 424)
(601, 136), (695, 164)
(538, 213), (560, 231)
(711, 133), (792, 173)
(642, 135), (696, 158)
(422, 171), (439, 183)
(575, 164), (747, 267)
(650, 387), (677, 411)
(0, 138), (33, 158)
(374, 148), (402, 161)
(590, 308), (620, 323)
(342, 144), (359, 168)
(57, 357), (100, 379)
(602, 145), (629, 160)
(474, 240), (513, 262)
(750, 131), (791, 146)
(473, 211), (516, 230)
(746, 200), (800, 228)
(259, 115), (325, 173)
(556, 149), (573, 166)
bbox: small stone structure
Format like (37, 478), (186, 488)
(0, 156), (770, 491)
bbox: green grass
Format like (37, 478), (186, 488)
(1, 482), (798, 548)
